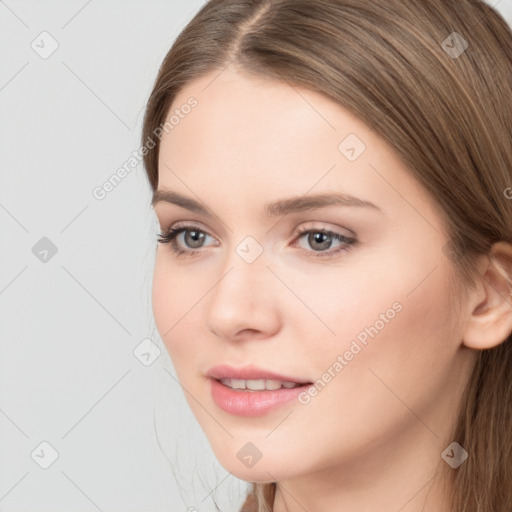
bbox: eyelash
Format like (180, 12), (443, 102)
(157, 224), (356, 259)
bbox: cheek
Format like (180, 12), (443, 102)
(293, 246), (457, 398)
(151, 258), (200, 365)
(306, 263), (457, 421)
(277, 259), (404, 370)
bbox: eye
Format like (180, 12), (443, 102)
(292, 226), (356, 258)
(156, 224), (216, 257)
(156, 224), (356, 259)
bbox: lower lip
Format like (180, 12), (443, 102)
(210, 378), (311, 417)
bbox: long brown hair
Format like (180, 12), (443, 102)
(141, 1), (512, 510)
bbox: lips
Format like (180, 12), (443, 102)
(206, 364), (312, 384)
(206, 364), (313, 416)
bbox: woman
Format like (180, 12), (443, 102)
(142, 0), (512, 510)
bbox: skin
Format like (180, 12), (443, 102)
(151, 63), (511, 512)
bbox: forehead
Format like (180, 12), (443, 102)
(159, 66), (397, 181)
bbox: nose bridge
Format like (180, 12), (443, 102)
(204, 234), (278, 337)
(213, 235), (268, 304)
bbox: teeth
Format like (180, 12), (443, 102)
(219, 378), (302, 391)
(265, 379), (282, 390)
(246, 379), (266, 390)
(231, 379), (246, 389)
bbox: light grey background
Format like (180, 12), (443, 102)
(1, 1), (511, 511)
(0, 1), (248, 511)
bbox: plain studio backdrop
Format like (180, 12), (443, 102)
(1, 1), (511, 511)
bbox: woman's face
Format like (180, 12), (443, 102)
(151, 65), (476, 484)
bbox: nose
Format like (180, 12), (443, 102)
(203, 247), (281, 342)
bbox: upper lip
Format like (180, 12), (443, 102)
(206, 364), (312, 384)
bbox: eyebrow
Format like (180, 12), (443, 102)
(151, 189), (381, 217)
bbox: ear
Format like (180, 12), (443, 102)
(462, 241), (512, 350)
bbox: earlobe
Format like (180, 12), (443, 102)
(462, 241), (512, 350)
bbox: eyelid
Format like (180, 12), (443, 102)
(166, 219), (354, 235)
(165, 221), (354, 245)
(295, 221), (356, 239)
(169, 221), (218, 242)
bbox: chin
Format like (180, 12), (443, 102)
(209, 443), (299, 483)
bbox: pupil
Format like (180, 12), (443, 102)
(310, 232), (331, 251)
(185, 230), (205, 248)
